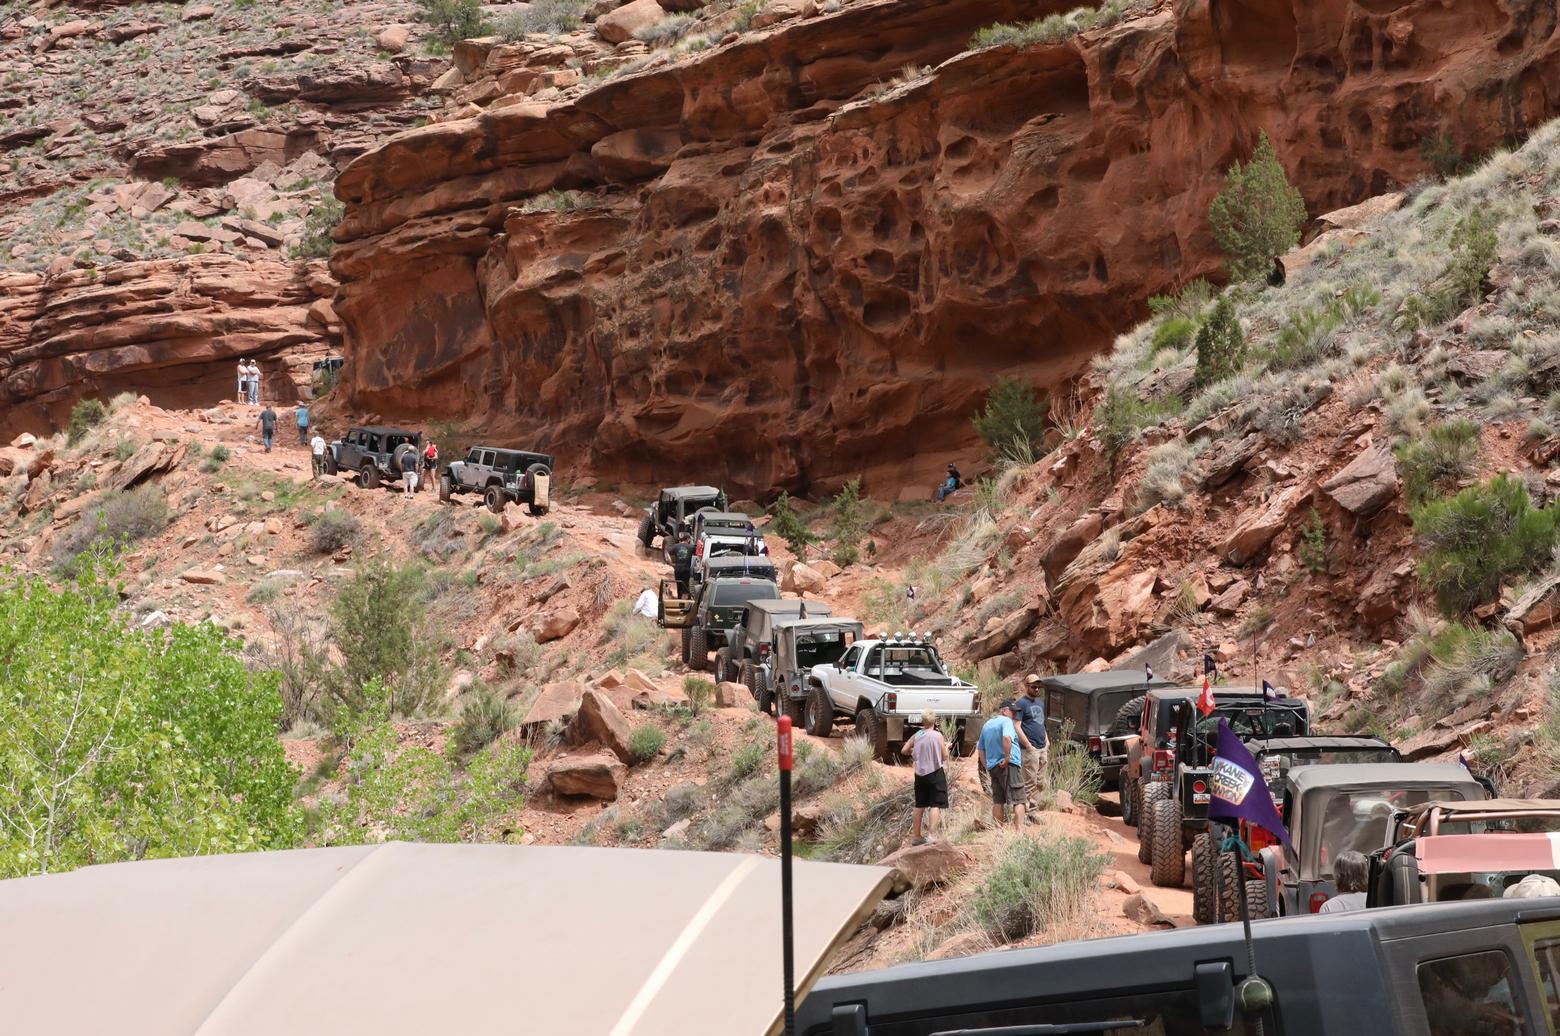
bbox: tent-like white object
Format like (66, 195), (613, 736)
(0, 842), (892, 1035)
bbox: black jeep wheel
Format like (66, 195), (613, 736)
(1109, 694), (1147, 737)
(1121, 775), (1137, 827)
(688, 626), (708, 671)
(1138, 782), (1168, 865)
(1149, 797), (1186, 888)
(714, 648), (733, 684)
(680, 627), (693, 666)
(484, 485), (505, 514)
(855, 708), (889, 762)
(1192, 833), (1216, 925)
(740, 661), (764, 710)
(1243, 878), (1270, 920)
(782, 696), (805, 727)
(359, 463), (379, 489)
(804, 685), (833, 738)
(324, 451), (339, 476)
(438, 474), (453, 503)
(637, 514), (656, 549)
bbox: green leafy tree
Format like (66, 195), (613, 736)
(0, 559), (297, 877)
(1208, 132), (1307, 281)
(972, 377), (1049, 461)
(1193, 297), (1246, 387)
(327, 561), (447, 728)
(1413, 474), (1558, 615)
(767, 491), (817, 561)
(830, 478), (867, 567)
(66, 398), (107, 446)
(416, 0), (488, 46)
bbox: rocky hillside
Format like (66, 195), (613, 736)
(329, 0), (1560, 495)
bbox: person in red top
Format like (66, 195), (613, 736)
(421, 441), (439, 492)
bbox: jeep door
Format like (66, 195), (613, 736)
(338, 431), (363, 469)
(819, 644), (864, 711)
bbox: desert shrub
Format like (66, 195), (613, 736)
(768, 491), (818, 561)
(794, 744), (844, 796)
(972, 377), (1049, 462)
(311, 507), (362, 555)
(683, 676), (715, 716)
(200, 443), (231, 474)
(1395, 209), (1502, 331)
(54, 484), (169, 576)
(326, 561), (447, 724)
(1412, 474), (1558, 615)
(1134, 439), (1200, 512)
(112, 438), (139, 462)
(416, 0), (488, 45)
(1263, 303), (1344, 372)
(1298, 506), (1328, 573)
(0, 562), (297, 876)
(651, 783), (705, 831)
(630, 724), (666, 763)
(970, 833), (1106, 943)
(727, 739), (766, 783)
(450, 686), (516, 758)
(1208, 132), (1307, 281)
(291, 196), (344, 260)
(1418, 622), (1524, 716)
(1395, 419), (1480, 505)
(830, 478), (866, 567)
(1042, 721), (1102, 808)
(1149, 316), (1197, 357)
(603, 601), (658, 667)
(634, 11), (693, 43)
(66, 398), (107, 446)
(969, 0), (1133, 49)
(1147, 279), (1215, 320)
(1421, 132), (1463, 180)
(499, 0), (586, 37)
(1095, 390), (1182, 455)
(1193, 297), (1246, 387)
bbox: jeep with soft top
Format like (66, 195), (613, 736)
(658, 567), (781, 672)
(327, 426), (423, 490)
(1041, 670), (1175, 788)
(638, 486), (727, 552)
(439, 445), (554, 515)
(719, 599), (859, 718)
(804, 634), (979, 762)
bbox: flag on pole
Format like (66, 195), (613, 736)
(1208, 718), (1292, 847)
(1203, 653), (1217, 679)
(1145, 663), (1154, 684)
(1458, 750), (1471, 772)
(1261, 679), (1275, 701)
(1197, 675), (1216, 717)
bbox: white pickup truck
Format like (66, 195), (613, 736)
(803, 635), (981, 761)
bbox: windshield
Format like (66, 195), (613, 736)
(706, 536), (764, 556)
(710, 580), (778, 607)
(1310, 788), (1456, 876)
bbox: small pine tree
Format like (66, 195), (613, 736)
(767, 491), (817, 561)
(1413, 474), (1559, 615)
(972, 377), (1048, 461)
(1208, 132), (1308, 282)
(829, 479), (866, 568)
(1298, 507), (1328, 574)
(1193, 297), (1245, 387)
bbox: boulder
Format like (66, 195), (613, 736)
(594, 0), (667, 44)
(110, 441), (175, 490)
(967, 604), (1040, 660)
(534, 606), (582, 642)
(521, 679), (586, 727)
(179, 568), (225, 585)
(809, 559), (842, 580)
(1199, 433), (1262, 490)
(1357, 558), (1416, 626)
(547, 753), (626, 800)
(1447, 351), (1509, 383)
(10, 433), (35, 449)
(1506, 572), (1560, 637)
(1123, 892), (1172, 927)
(1041, 512), (1103, 587)
(876, 841), (972, 892)
(927, 931), (988, 961)
(1058, 564), (1157, 655)
(566, 688), (635, 764)
(783, 562), (826, 594)
(377, 24), (409, 51)
(1320, 442), (1398, 517)
(181, 4), (217, 21)
(1113, 870), (1142, 895)
(590, 127), (683, 181)
(1209, 579), (1250, 616)
(1221, 485), (1309, 565)
(751, 0), (814, 28)
(715, 681), (746, 708)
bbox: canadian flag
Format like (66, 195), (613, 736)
(1197, 675), (1216, 717)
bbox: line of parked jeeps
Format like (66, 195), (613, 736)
(322, 424), (553, 516)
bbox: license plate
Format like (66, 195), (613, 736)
(1193, 792), (1210, 805)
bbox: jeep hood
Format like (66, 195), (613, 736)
(0, 843), (892, 1036)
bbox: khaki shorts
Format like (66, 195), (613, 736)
(988, 762), (1025, 805)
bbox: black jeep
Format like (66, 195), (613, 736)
(440, 446), (554, 515)
(673, 568), (780, 672)
(1041, 670), (1175, 789)
(638, 486), (727, 552)
(327, 426), (422, 490)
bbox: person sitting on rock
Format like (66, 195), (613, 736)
(935, 462), (962, 502)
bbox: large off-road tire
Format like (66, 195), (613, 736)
(805, 685), (833, 738)
(855, 708), (889, 763)
(438, 474), (453, 503)
(324, 451), (339, 476)
(741, 661), (764, 709)
(1138, 782), (1168, 864)
(783, 696), (805, 727)
(1244, 878), (1270, 921)
(529, 503), (548, 516)
(1150, 797), (1186, 888)
(359, 463), (379, 489)
(637, 514), (656, 548)
(689, 626), (708, 671)
(1121, 775), (1138, 827)
(681, 627), (693, 666)
(1109, 694), (1148, 737)
(1192, 833), (1217, 925)
(713, 648), (733, 684)
(484, 485), (505, 514)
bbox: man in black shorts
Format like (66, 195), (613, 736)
(904, 709), (948, 844)
(977, 700), (1026, 828)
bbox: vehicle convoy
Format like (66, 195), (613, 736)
(438, 446), (553, 515)
(1369, 798), (1560, 907)
(1119, 686), (1310, 888)
(1194, 734), (1400, 924)
(1253, 762), (1488, 918)
(638, 485), (727, 551)
(798, 898), (1560, 1035)
(327, 426), (423, 489)
(804, 634), (980, 761)
(658, 565), (781, 671)
(716, 598), (841, 701)
(689, 552), (777, 602)
(1040, 670), (1175, 788)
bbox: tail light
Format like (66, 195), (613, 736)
(695, 540), (704, 556)
(1308, 891), (1329, 914)
(1248, 825), (1276, 852)
(1087, 736), (1102, 753)
(1192, 779), (1207, 795)
(971, 691), (981, 714)
(758, 643), (771, 658)
(883, 692), (897, 712)
(1152, 749), (1174, 773)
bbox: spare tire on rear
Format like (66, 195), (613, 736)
(392, 442), (418, 474)
(1109, 694), (1147, 737)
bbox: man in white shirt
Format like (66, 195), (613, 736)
(310, 432), (328, 477)
(632, 587), (658, 618)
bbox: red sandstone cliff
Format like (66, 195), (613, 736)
(329, 0), (1560, 496)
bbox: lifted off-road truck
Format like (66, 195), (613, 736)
(717, 599), (859, 720)
(327, 426), (422, 490)
(804, 634), (980, 762)
(439, 446), (554, 515)
(658, 569), (780, 672)
(638, 485), (727, 552)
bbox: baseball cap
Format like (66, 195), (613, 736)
(998, 699), (1017, 713)
(1024, 673), (1041, 686)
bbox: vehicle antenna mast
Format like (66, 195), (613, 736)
(778, 715), (797, 1036)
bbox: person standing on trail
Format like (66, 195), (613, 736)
(903, 709), (948, 845)
(295, 404), (309, 445)
(247, 360), (262, 404)
(1319, 851), (1370, 913)
(310, 429), (328, 477)
(236, 360), (248, 404)
(398, 446), (418, 497)
(257, 405), (277, 453)
(1015, 674), (1049, 812)
(976, 701), (1024, 829)
(421, 440), (439, 493)
(669, 531), (694, 596)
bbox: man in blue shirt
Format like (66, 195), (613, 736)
(1015, 674), (1049, 812)
(976, 701), (1025, 829)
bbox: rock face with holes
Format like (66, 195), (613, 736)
(332, 0), (1560, 495)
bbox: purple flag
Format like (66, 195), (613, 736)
(1261, 679), (1275, 701)
(1203, 653), (1217, 679)
(1207, 718), (1292, 847)
(1145, 663), (1154, 683)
